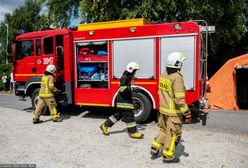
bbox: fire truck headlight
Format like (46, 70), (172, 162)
(130, 27), (136, 33)
(173, 23), (182, 31)
(89, 31), (94, 36)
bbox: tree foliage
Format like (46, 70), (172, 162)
(79, 0), (248, 76)
(1, 0), (248, 76)
(0, 0), (46, 63)
(187, 0), (248, 75)
(44, 0), (81, 28)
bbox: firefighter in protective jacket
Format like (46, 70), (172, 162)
(150, 52), (191, 162)
(100, 62), (144, 139)
(32, 64), (61, 124)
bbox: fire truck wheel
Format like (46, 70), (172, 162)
(31, 88), (49, 115)
(132, 92), (152, 123)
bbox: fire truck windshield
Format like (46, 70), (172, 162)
(16, 40), (34, 60)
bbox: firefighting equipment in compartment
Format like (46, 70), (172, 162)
(166, 52), (186, 69)
(151, 52), (188, 162)
(46, 64), (56, 74)
(126, 62), (140, 73)
(100, 64), (143, 138)
(78, 65), (98, 79)
(32, 65), (60, 123)
(79, 47), (94, 55)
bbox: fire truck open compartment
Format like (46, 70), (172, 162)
(76, 41), (108, 88)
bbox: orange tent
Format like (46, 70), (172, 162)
(207, 53), (248, 110)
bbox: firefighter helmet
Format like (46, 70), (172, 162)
(126, 62), (140, 73)
(166, 52), (186, 69)
(46, 64), (56, 74)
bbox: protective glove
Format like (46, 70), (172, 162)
(132, 87), (141, 92)
(183, 110), (192, 124)
(54, 88), (61, 93)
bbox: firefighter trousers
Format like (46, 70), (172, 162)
(33, 97), (58, 121)
(151, 113), (182, 158)
(104, 109), (137, 134)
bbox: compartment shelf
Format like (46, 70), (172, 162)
(78, 79), (108, 82)
(78, 80), (108, 88)
(76, 40), (109, 88)
(78, 54), (108, 62)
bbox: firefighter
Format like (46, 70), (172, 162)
(150, 52), (191, 162)
(100, 62), (144, 139)
(32, 64), (61, 124)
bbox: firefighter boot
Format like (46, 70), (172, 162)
(52, 116), (62, 122)
(33, 118), (43, 124)
(151, 146), (160, 155)
(100, 124), (109, 136)
(150, 139), (162, 159)
(163, 155), (179, 163)
(150, 146), (161, 160)
(129, 132), (144, 139)
(52, 118), (62, 122)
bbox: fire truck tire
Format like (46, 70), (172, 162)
(132, 92), (152, 123)
(31, 88), (49, 115)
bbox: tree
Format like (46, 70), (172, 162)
(0, 0), (47, 63)
(79, 0), (248, 77)
(80, 0), (122, 22)
(185, 0), (248, 76)
(1, 0), (247, 75)
(44, 0), (81, 28)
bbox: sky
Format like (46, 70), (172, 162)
(0, 0), (25, 22)
(0, 0), (80, 27)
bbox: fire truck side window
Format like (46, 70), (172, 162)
(16, 40), (34, 60)
(44, 37), (54, 55)
(36, 39), (41, 56)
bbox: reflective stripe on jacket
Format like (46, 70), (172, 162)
(158, 70), (189, 116)
(116, 102), (134, 109)
(39, 75), (56, 98)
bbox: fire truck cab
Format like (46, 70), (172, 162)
(13, 19), (209, 124)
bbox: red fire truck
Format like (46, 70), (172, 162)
(13, 18), (209, 124)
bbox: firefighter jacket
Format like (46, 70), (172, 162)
(158, 68), (189, 116)
(116, 71), (135, 110)
(39, 73), (58, 98)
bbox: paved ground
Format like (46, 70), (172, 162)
(0, 93), (248, 168)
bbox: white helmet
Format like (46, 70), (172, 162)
(126, 62), (140, 73)
(46, 64), (56, 74)
(166, 52), (186, 69)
